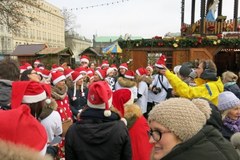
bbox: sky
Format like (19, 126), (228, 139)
(46, 0), (237, 39)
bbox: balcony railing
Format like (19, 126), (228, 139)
(181, 18), (240, 36)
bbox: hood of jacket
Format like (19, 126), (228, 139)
(0, 80), (12, 106)
(117, 77), (137, 88)
(74, 108), (123, 145)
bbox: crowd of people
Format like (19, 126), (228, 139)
(0, 54), (240, 160)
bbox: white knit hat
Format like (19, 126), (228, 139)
(218, 91), (240, 111)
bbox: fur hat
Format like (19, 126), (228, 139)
(136, 67), (148, 76)
(148, 98), (211, 142)
(218, 91), (240, 111)
(11, 81), (52, 109)
(155, 54), (166, 69)
(80, 55), (90, 64)
(0, 104), (47, 151)
(112, 88), (134, 117)
(51, 71), (66, 85)
(95, 69), (107, 80)
(119, 63), (128, 70)
(222, 71), (238, 83)
(64, 68), (74, 78)
(124, 70), (135, 79)
(87, 81), (113, 117)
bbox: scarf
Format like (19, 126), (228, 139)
(51, 85), (68, 100)
(223, 117), (240, 133)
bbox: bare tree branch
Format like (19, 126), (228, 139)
(0, 0), (40, 33)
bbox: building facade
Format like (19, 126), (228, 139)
(13, 0), (65, 48)
(65, 31), (92, 62)
(0, 25), (13, 56)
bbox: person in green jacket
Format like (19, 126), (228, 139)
(163, 60), (223, 106)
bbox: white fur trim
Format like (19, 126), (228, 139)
(22, 91), (47, 103)
(119, 66), (128, 70)
(80, 58), (89, 64)
(53, 75), (66, 85)
(121, 118), (127, 126)
(136, 70), (141, 76)
(73, 74), (83, 83)
(155, 64), (164, 68)
(95, 70), (103, 80)
(87, 97), (112, 109)
(124, 74), (134, 79)
(65, 71), (74, 78)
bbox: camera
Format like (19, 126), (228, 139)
(152, 86), (161, 94)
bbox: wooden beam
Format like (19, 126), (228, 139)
(191, 0), (196, 24)
(233, 0), (239, 31)
(218, 0), (223, 16)
(200, 0), (206, 35)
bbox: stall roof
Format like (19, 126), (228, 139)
(11, 44), (47, 56)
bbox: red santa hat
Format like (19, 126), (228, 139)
(146, 65), (153, 72)
(19, 65), (28, 74)
(51, 71), (66, 85)
(64, 68), (74, 78)
(80, 55), (90, 64)
(119, 63), (128, 70)
(95, 69), (107, 80)
(110, 64), (118, 71)
(87, 68), (94, 75)
(34, 60), (41, 65)
(51, 64), (64, 72)
(136, 67), (148, 76)
(41, 69), (51, 79)
(0, 104), (47, 151)
(11, 81), (52, 109)
(87, 81), (113, 117)
(155, 53), (167, 68)
(112, 88), (134, 117)
(124, 70), (135, 79)
(24, 63), (32, 69)
(88, 73), (94, 80)
(75, 66), (87, 75)
(101, 60), (109, 68)
(72, 71), (83, 83)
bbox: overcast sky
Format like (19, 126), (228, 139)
(46, 0), (237, 39)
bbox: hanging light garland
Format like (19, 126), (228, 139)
(63, 0), (130, 11)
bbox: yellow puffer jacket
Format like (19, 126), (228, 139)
(165, 70), (224, 106)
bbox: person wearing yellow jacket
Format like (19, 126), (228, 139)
(163, 60), (223, 106)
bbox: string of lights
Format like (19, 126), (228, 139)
(63, 0), (130, 11)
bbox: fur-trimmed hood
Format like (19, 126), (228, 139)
(0, 140), (52, 160)
(124, 104), (142, 129)
(117, 77), (137, 88)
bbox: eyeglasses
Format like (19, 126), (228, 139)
(147, 129), (171, 142)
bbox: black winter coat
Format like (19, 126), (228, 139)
(67, 87), (88, 117)
(161, 125), (239, 160)
(65, 108), (132, 160)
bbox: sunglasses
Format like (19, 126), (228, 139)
(147, 129), (171, 142)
